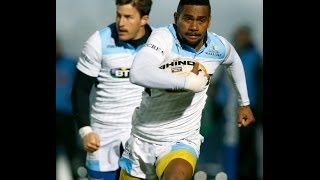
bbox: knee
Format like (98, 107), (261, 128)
(162, 158), (193, 180)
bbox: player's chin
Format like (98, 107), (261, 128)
(118, 34), (130, 41)
(186, 38), (201, 46)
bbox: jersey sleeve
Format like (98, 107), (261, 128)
(220, 36), (250, 106)
(76, 31), (102, 77)
(71, 69), (96, 129)
(130, 28), (186, 90)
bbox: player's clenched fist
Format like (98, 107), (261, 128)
(82, 132), (100, 153)
(237, 105), (255, 127)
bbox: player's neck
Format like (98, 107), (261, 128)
(126, 26), (150, 49)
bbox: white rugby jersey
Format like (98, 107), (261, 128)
(130, 23), (250, 144)
(77, 23), (147, 127)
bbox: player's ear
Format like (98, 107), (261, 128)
(140, 15), (149, 26)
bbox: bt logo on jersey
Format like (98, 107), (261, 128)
(110, 67), (130, 78)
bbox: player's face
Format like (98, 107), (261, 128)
(175, 5), (211, 51)
(116, 4), (148, 41)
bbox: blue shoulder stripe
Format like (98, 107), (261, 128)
(198, 32), (226, 60)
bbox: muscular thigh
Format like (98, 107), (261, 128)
(155, 139), (201, 179)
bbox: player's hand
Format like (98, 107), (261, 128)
(185, 62), (209, 92)
(237, 105), (255, 127)
(191, 62), (210, 80)
(82, 132), (100, 153)
(191, 61), (200, 75)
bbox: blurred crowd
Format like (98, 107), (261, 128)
(56, 38), (87, 180)
(196, 25), (263, 180)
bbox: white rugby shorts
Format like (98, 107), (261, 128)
(119, 134), (203, 179)
(86, 125), (131, 172)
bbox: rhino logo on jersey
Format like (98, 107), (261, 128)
(159, 58), (194, 71)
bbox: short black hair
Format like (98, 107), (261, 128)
(116, 0), (153, 16)
(176, 0), (211, 15)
